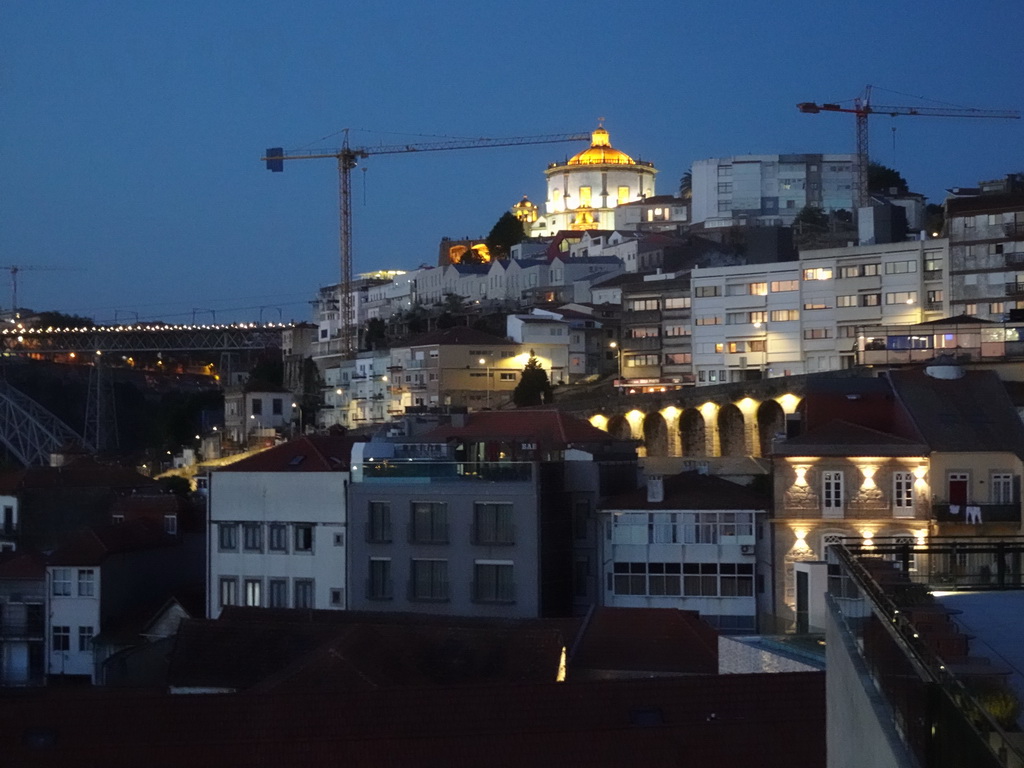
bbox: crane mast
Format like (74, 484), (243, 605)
(798, 85), (1020, 211)
(263, 130), (590, 358)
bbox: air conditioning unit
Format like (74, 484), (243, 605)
(740, 544), (755, 555)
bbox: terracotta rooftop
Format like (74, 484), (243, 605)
(216, 435), (363, 473)
(48, 518), (177, 567)
(600, 471), (770, 511)
(0, 549), (46, 580)
(775, 419), (928, 457)
(0, 672), (825, 767)
(569, 607), (719, 677)
(0, 459), (154, 494)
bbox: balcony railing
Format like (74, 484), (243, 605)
(1003, 222), (1024, 237)
(828, 541), (1024, 766)
(932, 503), (1020, 524)
(1006, 282), (1024, 298)
(362, 461), (533, 483)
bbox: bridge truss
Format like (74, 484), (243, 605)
(0, 379), (93, 465)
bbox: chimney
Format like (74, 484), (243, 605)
(646, 474), (664, 503)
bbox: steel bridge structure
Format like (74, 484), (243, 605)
(0, 322), (290, 465)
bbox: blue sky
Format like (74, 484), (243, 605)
(1, 1), (1021, 323)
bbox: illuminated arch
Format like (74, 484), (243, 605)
(757, 399), (786, 457)
(717, 404), (747, 457)
(606, 414), (633, 441)
(679, 409), (707, 458)
(642, 412), (669, 458)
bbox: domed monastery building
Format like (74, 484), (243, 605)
(517, 124), (658, 236)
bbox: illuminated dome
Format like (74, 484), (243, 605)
(567, 125), (636, 166)
(511, 195), (539, 223)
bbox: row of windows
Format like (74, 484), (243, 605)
(610, 562), (754, 597)
(218, 522), (318, 553)
(218, 576), (324, 610)
(624, 297), (694, 311)
(51, 568), (94, 597)
(367, 558), (515, 604)
(611, 512), (755, 546)
(367, 502), (516, 546)
(52, 625), (93, 653)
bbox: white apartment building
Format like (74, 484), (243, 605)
(207, 436), (358, 617)
(690, 239), (949, 383)
(691, 154), (857, 229)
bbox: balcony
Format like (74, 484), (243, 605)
(1007, 282), (1024, 298)
(1003, 222), (1024, 237)
(923, 269), (943, 281)
(932, 503), (1020, 524)
(621, 336), (662, 352)
(362, 461), (533, 483)
(1005, 251), (1024, 266)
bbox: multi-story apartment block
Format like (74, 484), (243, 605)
(946, 184), (1024, 321)
(691, 154), (857, 229)
(690, 239), (949, 383)
(0, 551), (46, 685)
(347, 409), (637, 618)
(618, 271), (694, 392)
(599, 472), (769, 631)
(207, 436), (359, 617)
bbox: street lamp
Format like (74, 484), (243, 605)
(609, 341), (623, 390)
(753, 321), (768, 378)
(478, 357), (492, 409)
(292, 402), (303, 436)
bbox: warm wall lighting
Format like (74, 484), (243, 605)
(661, 405), (680, 420)
(861, 529), (875, 548)
(914, 466), (928, 480)
(794, 466), (809, 486)
(861, 465), (877, 490)
(777, 393), (800, 413)
(589, 414), (609, 431)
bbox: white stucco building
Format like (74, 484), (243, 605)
(207, 436), (358, 616)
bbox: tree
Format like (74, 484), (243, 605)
(925, 203), (945, 236)
(484, 211), (526, 262)
(245, 353), (283, 391)
(868, 162), (909, 195)
(512, 356), (552, 407)
(679, 169), (692, 200)
(363, 317), (387, 350)
(30, 310), (94, 329)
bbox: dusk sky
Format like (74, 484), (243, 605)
(2, 1), (1021, 324)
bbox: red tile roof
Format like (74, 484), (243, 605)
(0, 672), (826, 767)
(775, 419), (928, 457)
(0, 549), (46, 579)
(48, 518), (177, 566)
(216, 435), (363, 473)
(569, 608), (719, 677)
(0, 459), (154, 493)
(600, 471), (770, 511)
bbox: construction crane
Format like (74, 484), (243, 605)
(262, 130), (590, 357)
(798, 85), (1020, 211)
(0, 265), (76, 320)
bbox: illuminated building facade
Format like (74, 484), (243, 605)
(531, 125), (657, 237)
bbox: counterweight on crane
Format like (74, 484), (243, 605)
(262, 131), (590, 358)
(798, 85), (1020, 211)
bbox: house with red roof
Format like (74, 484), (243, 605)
(348, 409), (637, 618)
(207, 436), (362, 618)
(46, 517), (201, 684)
